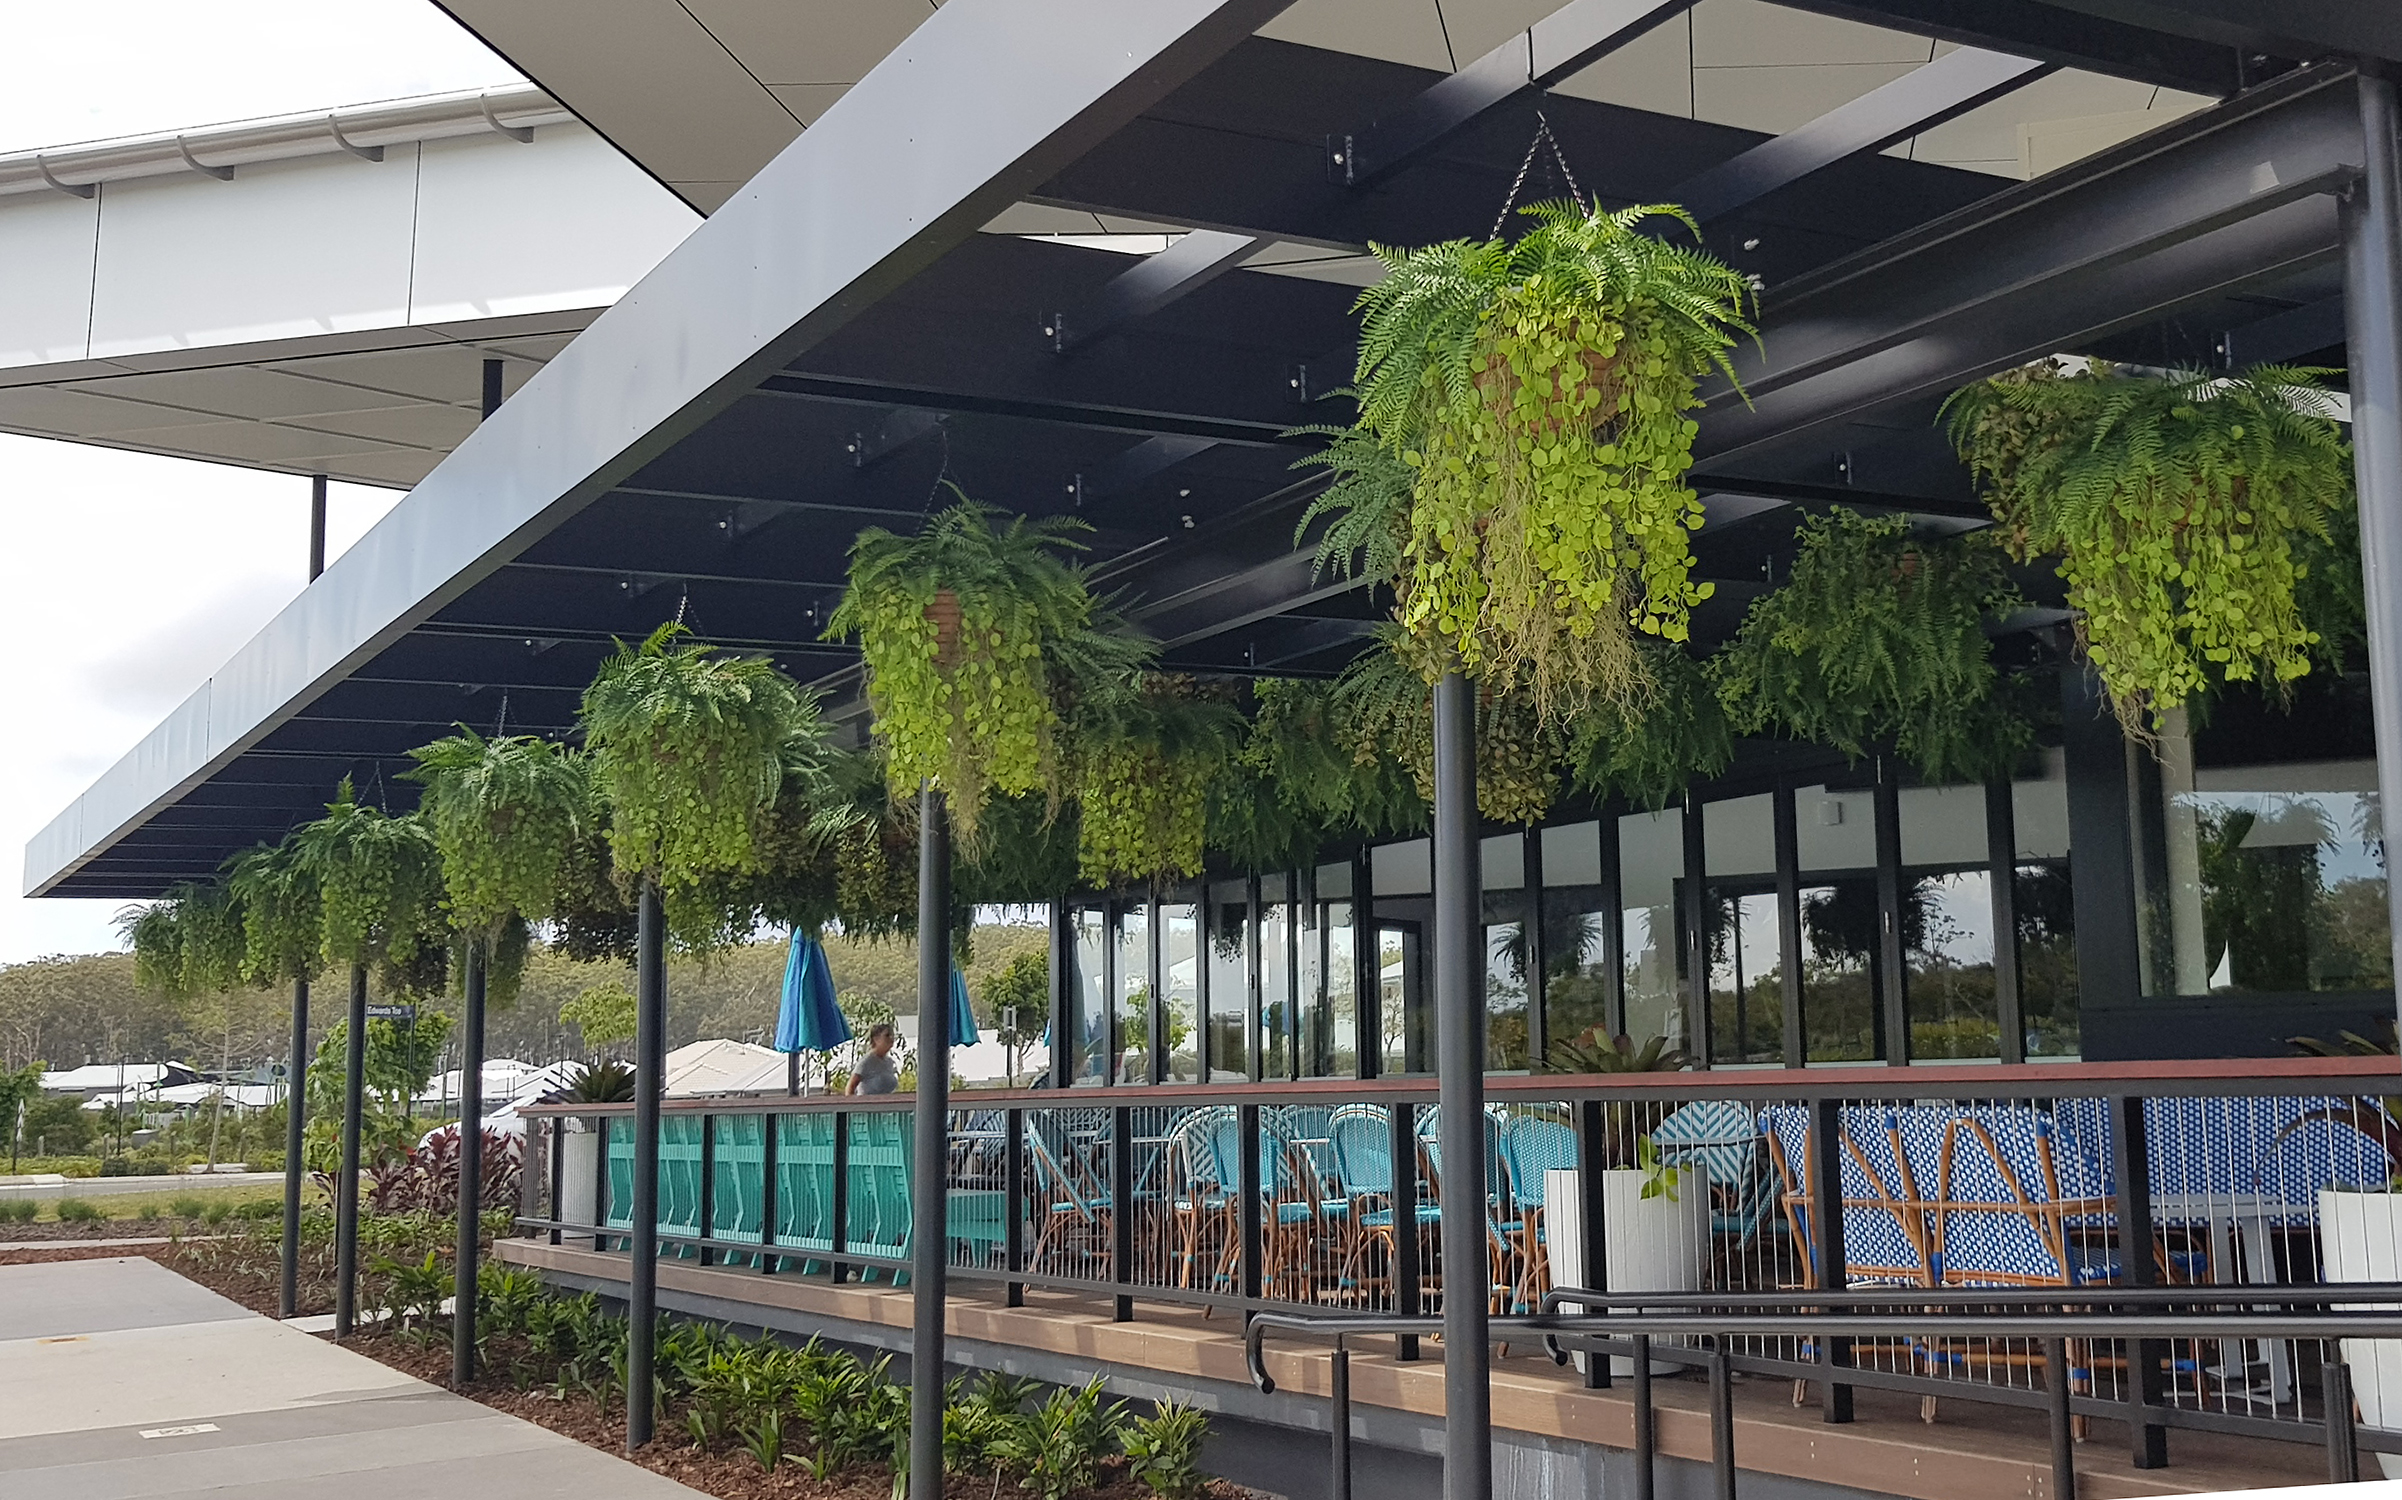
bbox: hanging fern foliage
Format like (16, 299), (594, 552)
(1569, 640), (1732, 810)
(1245, 677), (1425, 838)
(1944, 359), (2351, 735)
(1711, 508), (2030, 783)
(223, 838), (321, 987)
(120, 881), (247, 999)
(960, 792), (1081, 906)
(829, 495), (1141, 843)
(403, 729), (593, 938)
(580, 622), (817, 906)
(1292, 420), (1415, 587)
(1071, 675), (1244, 888)
(1336, 201), (1754, 719)
(1334, 627), (1565, 826)
(286, 781), (448, 996)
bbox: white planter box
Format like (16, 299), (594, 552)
(2319, 1188), (2402, 1478)
(560, 1127), (600, 1248)
(1546, 1166), (1710, 1375)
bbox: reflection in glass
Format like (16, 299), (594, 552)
(1706, 891), (1782, 1065)
(2015, 863), (2079, 1057)
(1162, 902), (1199, 1083)
(1115, 904), (1150, 1083)
(1539, 823), (1610, 1054)
(1486, 920), (1529, 1070)
(1800, 880), (1877, 1062)
(1908, 870), (1998, 1059)
(1620, 809), (1686, 1052)
(1316, 897), (1356, 1076)
(1379, 925), (1425, 1074)
(1206, 883), (1249, 1081)
(1260, 876), (1292, 1080)
(1071, 906), (1107, 1086)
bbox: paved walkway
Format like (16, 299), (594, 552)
(0, 1170), (283, 1202)
(0, 1256), (707, 1500)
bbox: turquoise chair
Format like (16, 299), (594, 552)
(1498, 1114), (1579, 1310)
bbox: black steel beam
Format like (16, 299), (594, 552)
(1051, 231), (1264, 352)
(1070, 435), (1222, 508)
(1673, 48), (2052, 223)
(1775, 0), (2239, 94)
(2222, 294), (2347, 365)
(1330, 0), (1693, 188)
(847, 407), (946, 469)
(1694, 63), (2364, 469)
(2024, 0), (2402, 68)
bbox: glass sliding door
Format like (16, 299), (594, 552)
(1162, 897), (1199, 1083)
(1900, 783), (2000, 1060)
(1619, 808), (1688, 1054)
(1205, 881), (1249, 1081)
(1794, 783), (1877, 1062)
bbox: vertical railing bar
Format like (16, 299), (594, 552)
(1113, 1104), (1136, 1321)
(1575, 1097), (1610, 1390)
(1710, 1343), (1737, 1500)
(1393, 1097), (1421, 1362)
(1633, 1332), (1657, 1500)
(1331, 1341), (1353, 1500)
(2110, 1093), (2167, 1468)
(2045, 1336), (2076, 1500)
(1238, 1101), (1264, 1306)
(1808, 1096), (1853, 1423)
(697, 1113), (716, 1267)
(2327, 1352), (2360, 1484)
(1005, 1106), (1026, 1307)
(831, 1109), (851, 1285)
(759, 1111), (780, 1275)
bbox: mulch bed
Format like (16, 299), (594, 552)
(0, 1219), (197, 1242)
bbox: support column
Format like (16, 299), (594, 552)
(307, 475), (327, 582)
(910, 782), (953, 1500)
(2344, 69), (2402, 1044)
(333, 963), (366, 1339)
(626, 882), (665, 1449)
(1432, 671), (1491, 1500)
(453, 937), (488, 1386)
(278, 975), (308, 1319)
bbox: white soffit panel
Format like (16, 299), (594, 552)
(0, 194), (98, 367)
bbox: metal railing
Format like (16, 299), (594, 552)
(515, 1056), (2402, 1473)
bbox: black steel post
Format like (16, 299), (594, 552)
(1522, 827), (1547, 1067)
(1682, 794), (1711, 1066)
(278, 975), (308, 1319)
(697, 1113), (717, 1266)
(1873, 762), (1908, 1066)
(1709, 1345), (1737, 1500)
(1392, 1099), (1421, 1362)
(627, 880), (666, 1450)
(547, 1110), (564, 1247)
(1632, 1334), (1657, 1500)
(2344, 69), (2402, 1044)
(1808, 1096), (1853, 1422)
(334, 963), (367, 1340)
(1112, 1104), (1135, 1320)
(2044, 1337), (2076, 1500)
(1773, 781), (1804, 1068)
(910, 782), (952, 1500)
(1573, 1098), (1609, 1389)
(1432, 670), (1490, 1500)
(1353, 848), (1377, 1080)
(2327, 1355), (2361, 1483)
(453, 937), (487, 1386)
(1238, 1102), (1264, 1303)
(2110, 1094), (2166, 1467)
(1986, 781), (2025, 1066)
(481, 357), (504, 419)
(1331, 1343), (1353, 1500)
(831, 1112), (851, 1283)
(1598, 808), (1626, 1037)
(307, 475), (327, 582)
(1004, 1106), (1026, 1306)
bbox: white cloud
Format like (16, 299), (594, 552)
(0, 1), (522, 155)
(0, 435), (398, 962)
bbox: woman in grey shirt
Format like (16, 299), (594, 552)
(849, 1022), (900, 1095)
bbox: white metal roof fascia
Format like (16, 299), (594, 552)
(0, 85), (570, 200)
(22, 0), (1296, 899)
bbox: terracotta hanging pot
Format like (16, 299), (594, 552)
(925, 589), (963, 669)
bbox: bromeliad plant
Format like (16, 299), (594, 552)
(579, 622), (820, 947)
(1324, 201), (1755, 719)
(1711, 508), (2030, 784)
(1945, 359), (2351, 737)
(830, 495), (1137, 844)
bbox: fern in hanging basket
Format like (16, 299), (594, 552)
(286, 780), (448, 996)
(1244, 677), (1425, 838)
(1712, 508), (2030, 783)
(404, 729), (594, 936)
(1569, 640), (1731, 810)
(1334, 627), (1565, 826)
(580, 622), (817, 912)
(1944, 359), (2350, 736)
(119, 881), (248, 999)
(828, 494), (1125, 843)
(224, 837), (321, 986)
(1331, 202), (1754, 717)
(1071, 675), (1244, 888)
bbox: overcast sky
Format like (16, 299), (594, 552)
(0, 1), (522, 963)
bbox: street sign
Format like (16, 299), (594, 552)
(366, 1003), (415, 1021)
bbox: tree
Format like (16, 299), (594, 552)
(0, 1061), (42, 1170)
(981, 950), (1048, 1087)
(559, 982), (638, 1055)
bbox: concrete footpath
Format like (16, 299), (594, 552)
(0, 1171), (283, 1202)
(0, 1256), (708, 1500)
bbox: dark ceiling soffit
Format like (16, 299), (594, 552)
(26, 0), (1298, 900)
(2024, 0), (2402, 70)
(2221, 293), (2346, 365)
(1051, 230), (1265, 353)
(1673, 48), (2054, 223)
(754, 374), (1302, 446)
(1695, 64), (2365, 462)
(1331, 0), (1695, 188)
(1770, 0), (2240, 94)
(1072, 435), (1223, 508)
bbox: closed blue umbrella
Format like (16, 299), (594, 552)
(949, 967), (980, 1047)
(776, 934), (849, 1053)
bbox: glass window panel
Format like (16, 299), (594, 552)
(1318, 859), (1354, 900)
(1619, 808), (1687, 1053)
(2141, 753), (2391, 996)
(1071, 906), (1108, 1086)
(1542, 821), (1604, 886)
(1486, 919), (1530, 1070)
(1379, 923), (1425, 1075)
(1900, 784), (1989, 867)
(1260, 875), (1292, 1080)
(1541, 822), (1609, 1055)
(1115, 904), (1150, 1084)
(1704, 793), (1776, 877)
(2016, 862), (2079, 1057)
(1162, 902), (1199, 1084)
(1297, 887), (1326, 1077)
(1373, 839), (1432, 896)
(2014, 749), (2070, 859)
(1795, 784), (1876, 871)
(1800, 879), (1878, 1062)
(1483, 833), (1525, 888)
(1909, 870), (1999, 1059)
(1320, 899), (1357, 1076)
(1206, 881), (1249, 1081)
(1705, 796), (1779, 1066)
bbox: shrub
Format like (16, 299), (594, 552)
(169, 1195), (207, 1220)
(0, 1199), (35, 1224)
(1123, 1400), (1211, 1499)
(201, 1201), (232, 1226)
(236, 1197), (282, 1220)
(997, 1380), (1123, 1500)
(136, 1204), (160, 1223)
(55, 1198), (104, 1223)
